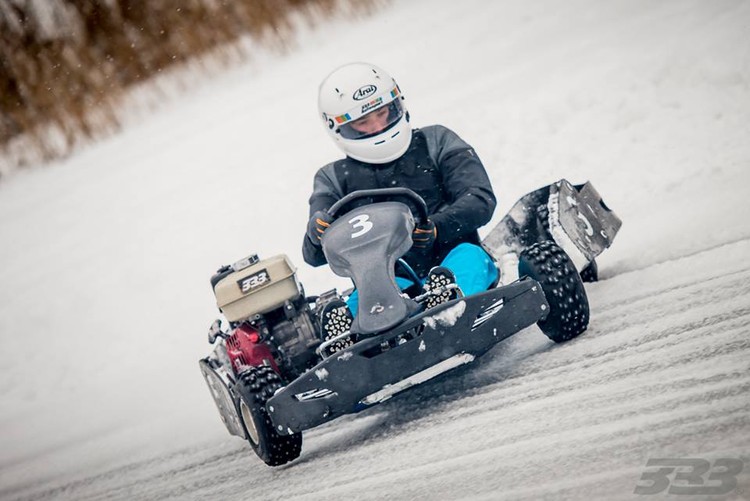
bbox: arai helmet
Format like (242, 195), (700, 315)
(318, 62), (411, 164)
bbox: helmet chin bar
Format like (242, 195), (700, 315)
(338, 116), (412, 164)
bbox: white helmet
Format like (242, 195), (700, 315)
(318, 62), (411, 164)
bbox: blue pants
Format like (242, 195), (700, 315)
(346, 243), (498, 315)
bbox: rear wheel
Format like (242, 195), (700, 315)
(234, 366), (302, 466)
(519, 241), (589, 342)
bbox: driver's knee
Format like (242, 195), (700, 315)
(439, 243), (498, 296)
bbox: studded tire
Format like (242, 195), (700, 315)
(519, 241), (589, 342)
(233, 366), (302, 466)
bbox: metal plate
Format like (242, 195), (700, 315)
(198, 359), (245, 438)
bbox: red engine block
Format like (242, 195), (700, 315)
(225, 324), (279, 375)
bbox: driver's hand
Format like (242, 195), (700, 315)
(412, 219), (437, 249)
(307, 210), (334, 246)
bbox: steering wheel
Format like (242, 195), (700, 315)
(326, 187), (429, 225)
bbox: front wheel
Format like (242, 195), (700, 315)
(234, 366), (302, 466)
(519, 241), (589, 342)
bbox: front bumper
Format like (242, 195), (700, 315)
(267, 278), (547, 434)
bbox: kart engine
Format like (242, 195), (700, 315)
(210, 253), (322, 380)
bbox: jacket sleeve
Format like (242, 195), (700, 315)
(302, 164), (343, 267)
(422, 125), (497, 244)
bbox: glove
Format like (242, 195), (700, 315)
(307, 210), (334, 246)
(412, 219), (437, 249)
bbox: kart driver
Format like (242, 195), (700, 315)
(303, 62), (499, 346)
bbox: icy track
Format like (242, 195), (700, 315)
(1, 0), (749, 499)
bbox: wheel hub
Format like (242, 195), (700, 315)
(239, 400), (260, 445)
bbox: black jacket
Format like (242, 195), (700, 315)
(303, 125), (497, 277)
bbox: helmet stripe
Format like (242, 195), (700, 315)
(334, 113), (351, 124)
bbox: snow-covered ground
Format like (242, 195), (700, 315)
(1, 0), (749, 499)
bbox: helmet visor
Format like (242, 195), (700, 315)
(339, 99), (405, 140)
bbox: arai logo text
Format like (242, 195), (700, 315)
(353, 84), (377, 101)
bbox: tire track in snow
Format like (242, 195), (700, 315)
(593, 266), (750, 322)
(288, 349), (750, 500)
(286, 399), (750, 501)
(599, 235), (750, 280)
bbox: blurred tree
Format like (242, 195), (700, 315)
(0, 0), (382, 172)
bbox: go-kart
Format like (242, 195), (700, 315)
(199, 180), (621, 466)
